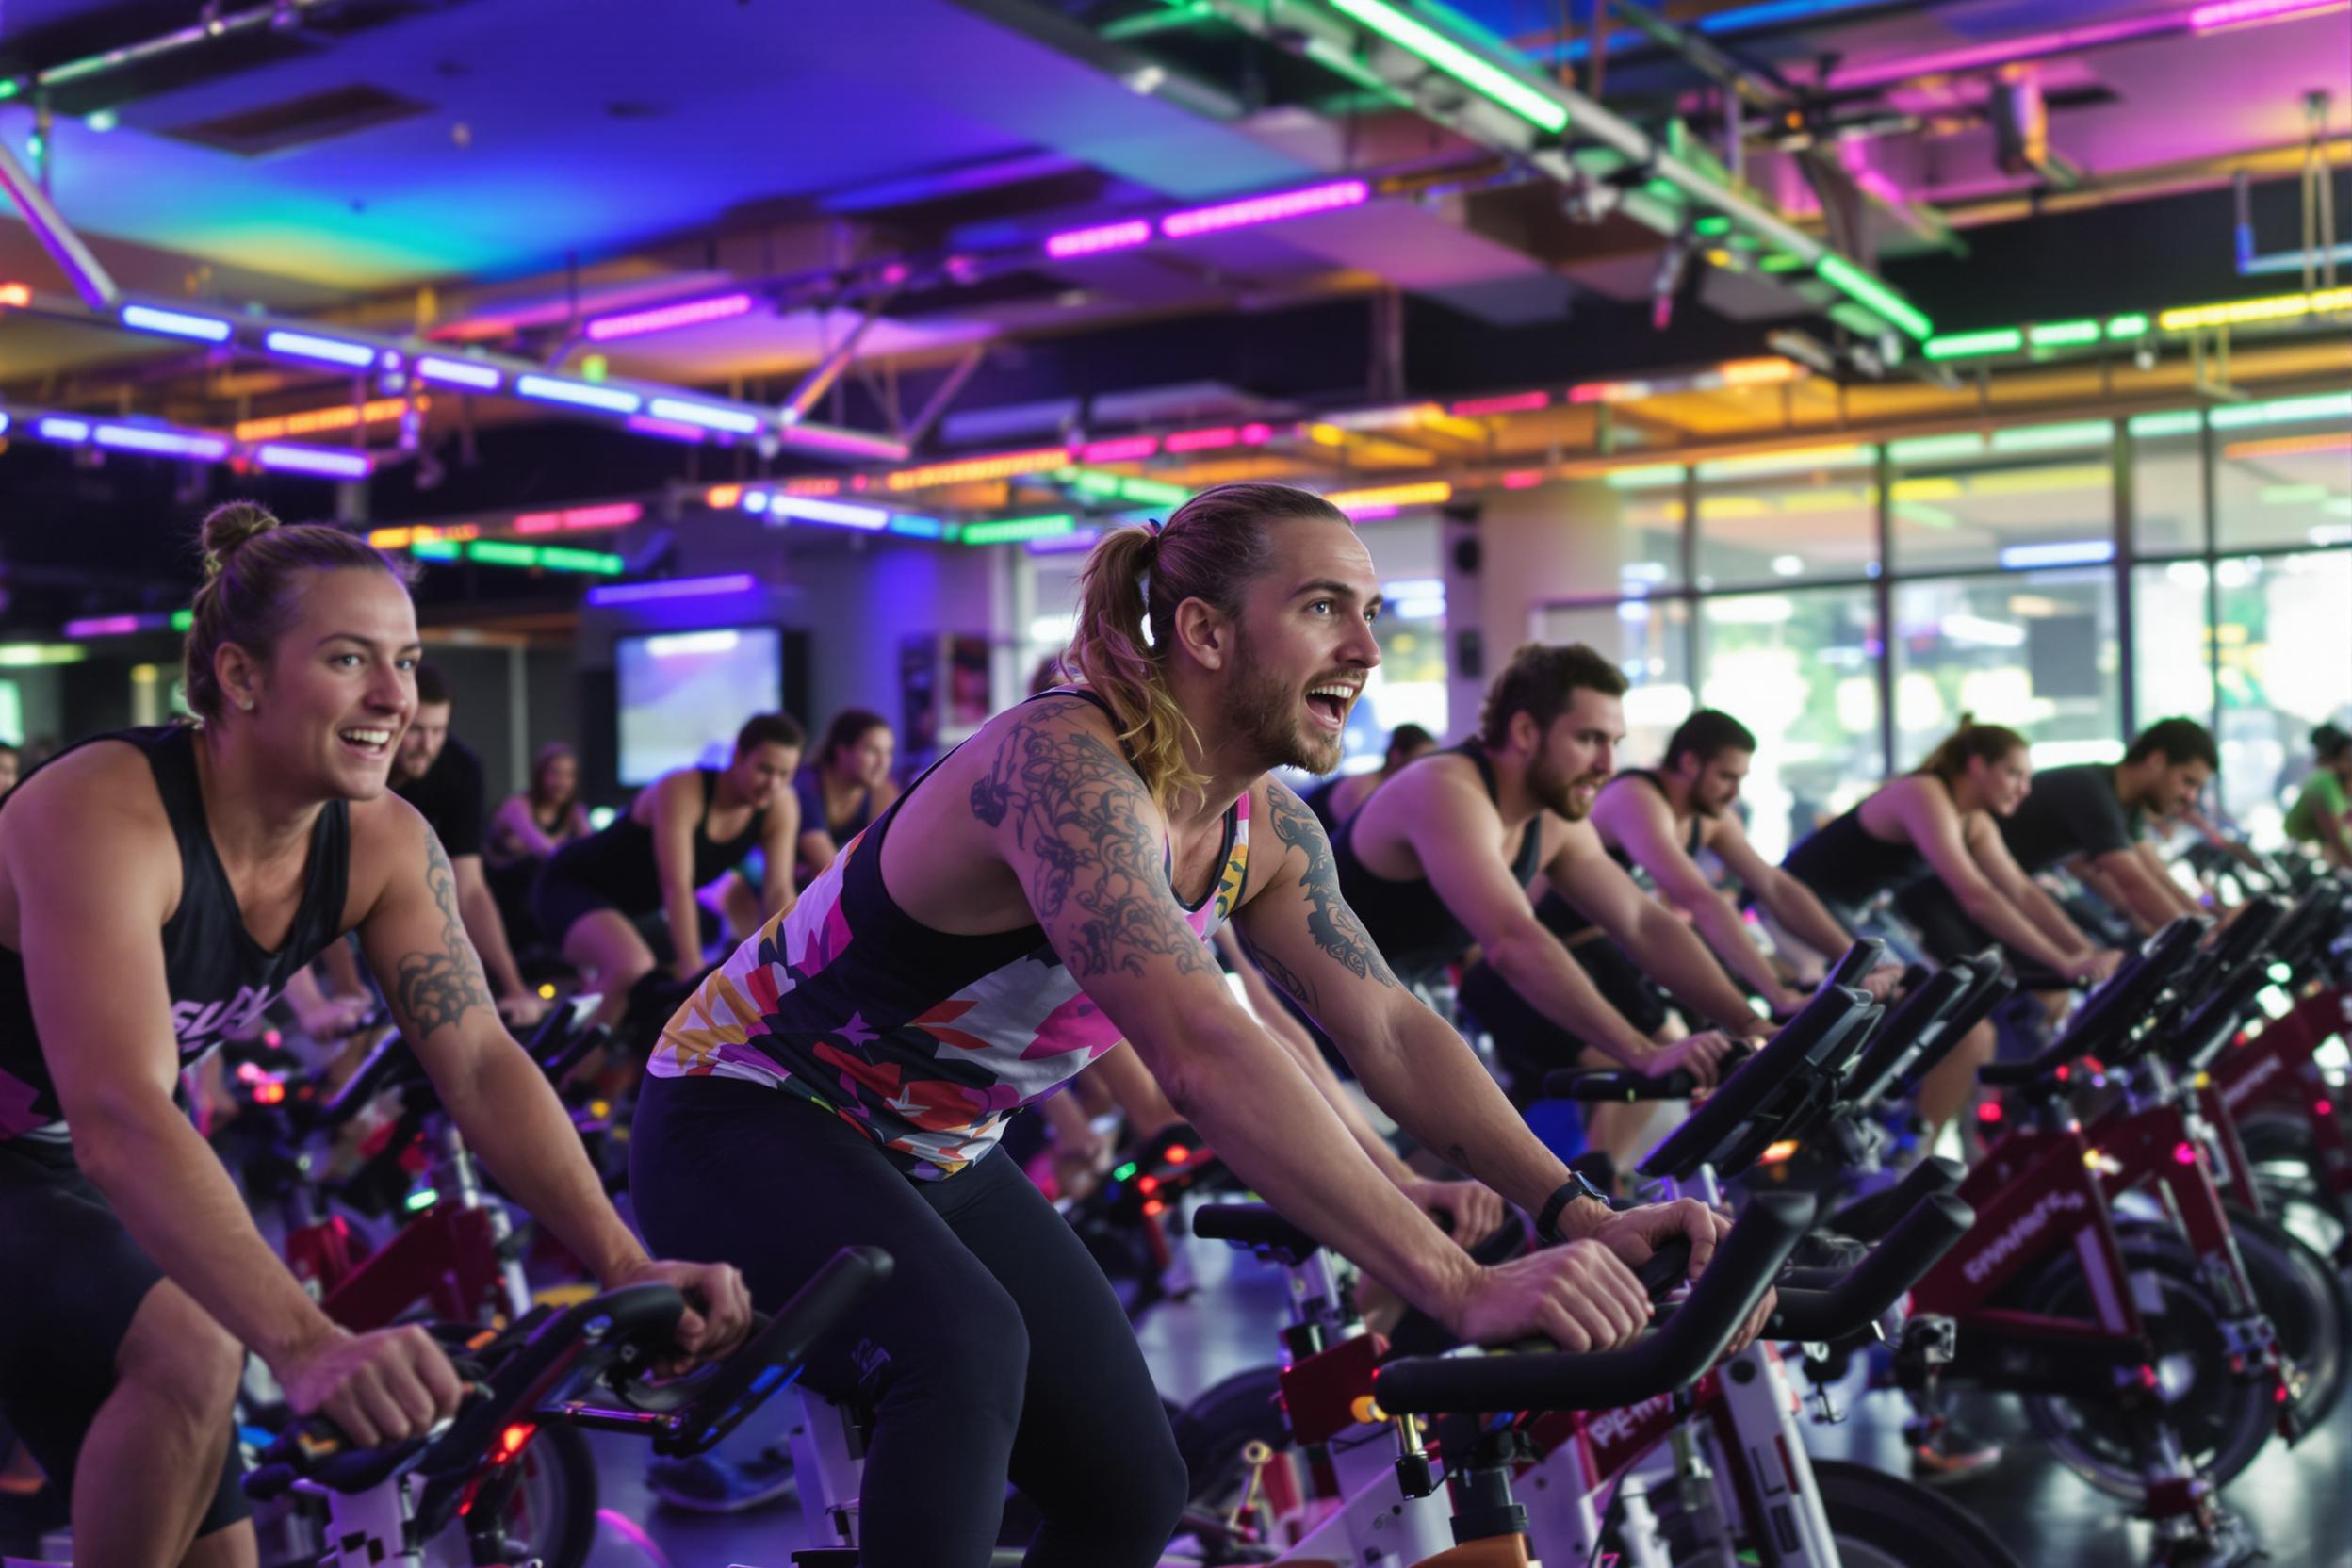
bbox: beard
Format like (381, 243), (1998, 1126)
(1225, 631), (1346, 777)
(1529, 749), (1604, 821)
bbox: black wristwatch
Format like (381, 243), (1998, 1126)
(1535, 1168), (1615, 1245)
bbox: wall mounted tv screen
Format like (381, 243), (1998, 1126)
(615, 626), (784, 786)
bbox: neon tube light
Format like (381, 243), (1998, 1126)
(253, 443), (372, 479)
(121, 303), (232, 342)
(1451, 390), (1551, 416)
(92, 424), (230, 460)
(1326, 0), (1570, 133)
(585, 575), (758, 606)
(1924, 329), (2024, 360)
(962, 514), (1077, 546)
(1161, 180), (1369, 239)
(63, 613), (152, 637)
(1325, 482), (1452, 513)
(235, 396), (424, 442)
(515, 375), (642, 414)
(264, 330), (379, 368)
(768, 496), (890, 530)
(1999, 540), (2115, 569)
(1077, 435), (1159, 464)
(646, 398), (762, 435)
(1046, 220), (1152, 260)
(415, 356), (503, 391)
(2190, 0), (2347, 29)
(2160, 288), (2352, 331)
(884, 447), (1072, 490)
(515, 502), (644, 534)
(1817, 255), (1933, 340)
(584, 293), (756, 341)
(36, 417), (91, 442)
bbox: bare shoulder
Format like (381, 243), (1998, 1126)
(343, 789), (437, 923)
(1362, 748), (1486, 828)
(0, 739), (175, 876)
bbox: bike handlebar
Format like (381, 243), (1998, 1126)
(1371, 1193), (1814, 1416)
(1764, 1193), (1973, 1343)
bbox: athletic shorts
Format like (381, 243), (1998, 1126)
(0, 1136), (248, 1534)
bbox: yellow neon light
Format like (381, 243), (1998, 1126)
(884, 447), (1071, 491)
(2158, 287), (2352, 332)
(1325, 481), (1452, 511)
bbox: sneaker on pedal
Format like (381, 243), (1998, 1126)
(1907, 1419), (2001, 1486)
(646, 1443), (796, 1513)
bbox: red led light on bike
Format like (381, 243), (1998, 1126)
(2173, 1142), (2197, 1166)
(2317, 1099), (2335, 1117)
(1137, 1174), (1159, 1194)
(1142, 1199), (1166, 1217)
(1758, 1139), (1799, 1165)
(254, 1080), (286, 1105)
(1164, 1144), (1192, 1165)
(1977, 1101), (2004, 1124)
(498, 1423), (534, 1460)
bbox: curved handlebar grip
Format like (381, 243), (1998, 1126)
(1542, 1067), (1699, 1102)
(1766, 1193), (1973, 1343)
(1826, 1155), (1964, 1245)
(1636, 1237), (1693, 1298)
(1828, 939), (1888, 990)
(306, 1032), (418, 1130)
(1371, 1193), (1816, 1416)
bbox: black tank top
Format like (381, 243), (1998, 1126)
(1542, 770), (1700, 941)
(1782, 788), (1931, 909)
(1333, 743), (1542, 987)
(0, 726), (351, 1143)
(1301, 775), (1347, 837)
(543, 768), (769, 916)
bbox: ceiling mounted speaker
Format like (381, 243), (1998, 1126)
(1451, 537), (1482, 575)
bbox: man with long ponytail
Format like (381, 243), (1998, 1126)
(633, 482), (1770, 1568)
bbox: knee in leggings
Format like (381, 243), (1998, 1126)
(887, 1283), (1030, 1429)
(118, 1293), (241, 1431)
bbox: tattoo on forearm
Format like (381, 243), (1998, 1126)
(971, 713), (1216, 981)
(394, 831), (496, 1038)
(1236, 926), (1319, 1016)
(1265, 782), (1400, 992)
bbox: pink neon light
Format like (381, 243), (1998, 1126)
(1240, 422), (1275, 445)
(514, 514), (558, 534)
(1160, 181), (1369, 240)
(1078, 435), (1159, 464)
(1046, 220), (1152, 260)
(2191, 0), (2344, 27)
(624, 415), (709, 444)
(785, 477), (842, 497)
(1452, 390), (1551, 417)
(778, 423), (908, 460)
(65, 614), (143, 636)
(1166, 426), (1239, 453)
(563, 502), (644, 531)
(1347, 505), (1400, 522)
(585, 293), (755, 342)
(1501, 469), (1545, 489)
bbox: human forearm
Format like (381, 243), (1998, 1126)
(1488, 928), (1658, 1069)
(1690, 893), (1799, 1008)
(444, 1041), (647, 1284)
(1955, 883), (2084, 972)
(1143, 1021), (1477, 1321)
(1623, 904), (1771, 1035)
(457, 868), (527, 998)
(1261, 996), (1414, 1183)
(77, 1100), (340, 1373)
(1761, 873), (1854, 969)
(2014, 879), (2096, 957)
(662, 882), (705, 975)
(1346, 1004), (1574, 1217)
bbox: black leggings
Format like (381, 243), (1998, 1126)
(629, 1072), (1187, 1568)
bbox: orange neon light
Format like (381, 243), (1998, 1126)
(233, 395), (427, 443)
(0, 283), (29, 308)
(885, 447), (1071, 491)
(2222, 432), (2352, 462)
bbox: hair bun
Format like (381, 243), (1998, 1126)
(1955, 710), (1978, 727)
(200, 501), (282, 578)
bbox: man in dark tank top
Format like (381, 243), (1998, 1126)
(1336, 645), (1774, 1175)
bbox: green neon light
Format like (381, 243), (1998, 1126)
(411, 540), (463, 561)
(2106, 314), (2150, 339)
(1816, 255), (1933, 341)
(1326, 0), (1571, 133)
(1694, 215), (1732, 237)
(1888, 433), (1984, 465)
(1923, 328), (2024, 361)
(1988, 419), (2112, 454)
(1112, 1162), (1139, 1182)
(171, 609), (193, 632)
(0, 80), (19, 103)
(467, 540), (535, 566)
(538, 547), (626, 575)
(1893, 501), (1960, 530)
(2129, 410), (2201, 438)
(962, 514), (1077, 546)
(2209, 392), (2352, 429)
(1759, 253), (1806, 273)
(1602, 464), (1686, 490)
(2028, 319), (2101, 349)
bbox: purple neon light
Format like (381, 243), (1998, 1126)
(64, 614), (147, 637)
(2190, 0), (2344, 27)
(1160, 181), (1368, 240)
(775, 422), (909, 461)
(416, 356), (503, 391)
(583, 574), (757, 606)
(94, 424), (230, 461)
(1045, 220), (1152, 260)
(254, 443), (372, 480)
(624, 414), (710, 444)
(585, 292), (756, 341)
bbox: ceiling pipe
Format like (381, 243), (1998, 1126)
(0, 0), (341, 105)
(0, 137), (118, 308)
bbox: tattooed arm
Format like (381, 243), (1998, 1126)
(1232, 779), (1585, 1226)
(970, 704), (1484, 1325)
(354, 804), (655, 1288)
